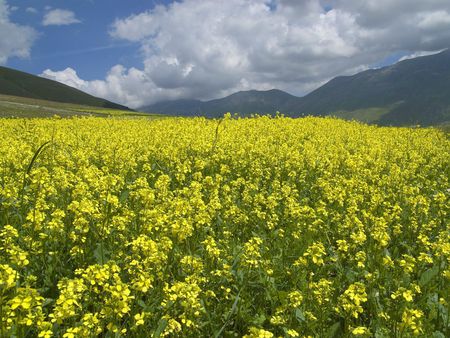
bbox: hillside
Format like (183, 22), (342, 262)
(0, 93), (157, 118)
(146, 98), (204, 116)
(142, 50), (450, 126)
(0, 66), (131, 111)
(206, 89), (297, 117)
(141, 89), (297, 117)
(294, 49), (450, 125)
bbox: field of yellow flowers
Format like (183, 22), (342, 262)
(0, 115), (449, 337)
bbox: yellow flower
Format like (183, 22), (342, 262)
(352, 326), (370, 336)
(401, 308), (423, 336)
(38, 330), (53, 338)
(242, 236), (264, 268)
(336, 282), (367, 318)
(134, 313), (145, 326)
(402, 290), (413, 302)
(336, 239), (349, 253)
(243, 327), (274, 338)
(288, 290), (303, 308)
(0, 264), (17, 290)
(303, 242), (326, 266)
(287, 329), (300, 337)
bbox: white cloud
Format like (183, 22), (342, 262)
(398, 50), (444, 61)
(43, 0), (450, 108)
(26, 7), (38, 14)
(417, 10), (450, 29)
(0, 0), (37, 64)
(42, 8), (81, 26)
(41, 68), (88, 89)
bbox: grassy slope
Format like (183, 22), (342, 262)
(0, 94), (161, 118)
(330, 107), (391, 124)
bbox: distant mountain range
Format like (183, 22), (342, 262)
(142, 49), (450, 126)
(0, 66), (131, 111)
(144, 89), (298, 118)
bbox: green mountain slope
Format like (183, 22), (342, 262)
(0, 66), (131, 111)
(294, 49), (450, 125)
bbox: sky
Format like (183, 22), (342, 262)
(1, 0), (449, 109)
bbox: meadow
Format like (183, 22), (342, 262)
(0, 115), (449, 337)
(0, 94), (156, 119)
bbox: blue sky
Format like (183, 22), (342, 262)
(1, 0), (449, 108)
(6, 0), (172, 79)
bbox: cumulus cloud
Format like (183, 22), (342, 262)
(0, 0), (37, 64)
(42, 0), (450, 108)
(41, 68), (88, 89)
(42, 8), (81, 26)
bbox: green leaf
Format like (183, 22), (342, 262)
(419, 265), (439, 286)
(375, 327), (390, 338)
(26, 141), (51, 175)
(326, 321), (341, 338)
(294, 308), (305, 323)
(153, 318), (168, 338)
(119, 189), (129, 203)
(42, 298), (54, 307)
(93, 243), (109, 264)
(438, 302), (448, 323)
(252, 314), (266, 325)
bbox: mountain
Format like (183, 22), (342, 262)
(146, 98), (204, 116)
(141, 89), (297, 117)
(0, 66), (131, 111)
(206, 90), (298, 117)
(294, 49), (450, 125)
(142, 49), (450, 126)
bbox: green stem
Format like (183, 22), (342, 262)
(0, 293), (4, 337)
(100, 240), (104, 265)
